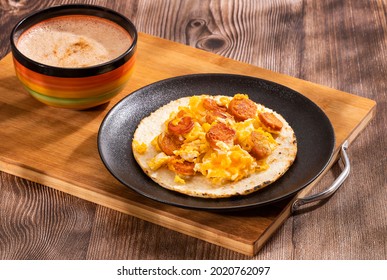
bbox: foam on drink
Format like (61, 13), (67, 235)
(16, 15), (133, 68)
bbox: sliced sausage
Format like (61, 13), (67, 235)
(258, 112), (283, 131)
(206, 122), (236, 149)
(250, 131), (271, 159)
(168, 156), (195, 176)
(205, 109), (231, 124)
(203, 98), (231, 123)
(203, 98), (227, 112)
(157, 132), (183, 156)
(168, 110), (194, 135)
(227, 97), (257, 121)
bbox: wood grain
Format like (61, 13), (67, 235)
(0, 0), (386, 259)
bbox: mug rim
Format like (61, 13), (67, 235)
(10, 4), (138, 78)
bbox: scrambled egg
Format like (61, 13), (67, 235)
(142, 95), (279, 185)
(132, 140), (147, 154)
(148, 152), (169, 170)
(195, 145), (258, 184)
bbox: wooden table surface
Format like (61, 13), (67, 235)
(0, 0), (386, 260)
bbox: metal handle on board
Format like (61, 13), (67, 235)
(291, 141), (350, 213)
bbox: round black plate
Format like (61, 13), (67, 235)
(97, 74), (335, 211)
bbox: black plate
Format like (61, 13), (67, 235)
(97, 74), (335, 211)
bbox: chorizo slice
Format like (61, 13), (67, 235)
(203, 98), (231, 123)
(206, 122), (236, 149)
(157, 132), (183, 156)
(205, 109), (231, 124)
(203, 98), (227, 112)
(168, 111), (194, 135)
(259, 112), (283, 131)
(250, 131), (271, 159)
(168, 156), (195, 176)
(227, 97), (257, 121)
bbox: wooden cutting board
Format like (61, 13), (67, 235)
(0, 33), (376, 256)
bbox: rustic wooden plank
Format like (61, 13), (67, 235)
(0, 27), (376, 256)
(0, 172), (96, 259)
(289, 0), (387, 260)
